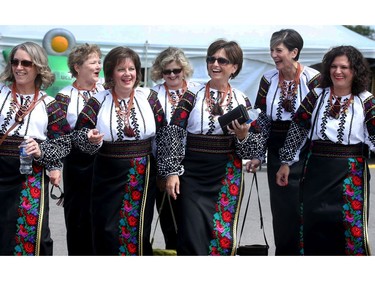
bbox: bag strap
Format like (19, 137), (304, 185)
(238, 173), (269, 247)
(0, 121), (20, 146)
(151, 190), (177, 246)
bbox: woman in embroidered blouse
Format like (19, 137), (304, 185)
(55, 43), (104, 256)
(276, 45), (373, 255)
(74, 46), (165, 255)
(0, 42), (71, 255)
(150, 47), (199, 251)
(157, 39), (255, 255)
(245, 29), (321, 255)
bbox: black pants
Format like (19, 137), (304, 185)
(267, 131), (307, 256)
(63, 148), (95, 255)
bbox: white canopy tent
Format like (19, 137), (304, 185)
(1, 25), (375, 102)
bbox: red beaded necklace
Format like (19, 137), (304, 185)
(111, 88), (135, 137)
(164, 80), (187, 105)
(278, 62), (302, 112)
(73, 80), (96, 102)
(11, 82), (40, 122)
(205, 81), (232, 116)
(328, 87), (354, 119)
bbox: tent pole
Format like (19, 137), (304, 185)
(144, 40), (149, 87)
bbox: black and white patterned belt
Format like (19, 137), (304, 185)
(187, 133), (235, 154)
(99, 138), (152, 159)
(311, 140), (368, 158)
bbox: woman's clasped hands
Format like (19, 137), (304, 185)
(88, 128), (104, 145)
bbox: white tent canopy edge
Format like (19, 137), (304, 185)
(1, 25), (375, 103)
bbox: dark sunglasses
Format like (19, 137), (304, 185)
(206, 56), (231, 66)
(10, 59), (34, 68)
(162, 68), (182, 75)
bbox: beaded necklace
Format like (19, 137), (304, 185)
(11, 82), (40, 122)
(204, 81), (232, 116)
(73, 80), (96, 103)
(328, 87), (354, 119)
(164, 80), (187, 105)
(278, 62), (302, 112)
(111, 88), (135, 137)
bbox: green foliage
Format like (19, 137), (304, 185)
(344, 25), (375, 40)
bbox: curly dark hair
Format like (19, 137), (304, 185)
(320, 45), (371, 95)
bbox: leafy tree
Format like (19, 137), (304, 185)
(344, 25), (375, 40)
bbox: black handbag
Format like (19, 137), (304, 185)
(218, 104), (249, 134)
(236, 173), (269, 256)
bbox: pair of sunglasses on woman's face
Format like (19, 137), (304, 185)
(10, 59), (34, 68)
(162, 68), (182, 75)
(206, 56), (231, 66)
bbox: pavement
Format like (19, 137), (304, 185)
(49, 162), (375, 256)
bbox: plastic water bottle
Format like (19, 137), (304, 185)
(19, 136), (33, 175)
(247, 108), (261, 124)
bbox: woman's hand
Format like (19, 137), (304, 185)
(246, 158), (261, 173)
(227, 119), (250, 141)
(276, 164), (290, 187)
(87, 129), (104, 145)
(22, 137), (42, 158)
(49, 169), (61, 186)
(165, 175), (180, 200)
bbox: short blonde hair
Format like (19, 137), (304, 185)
(150, 47), (193, 82)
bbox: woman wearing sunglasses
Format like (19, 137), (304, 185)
(0, 42), (71, 255)
(157, 39), (256, 255)
(245, 29), (321, 255)
(150, 47), (199, 252)
(54, 43), (104, 256)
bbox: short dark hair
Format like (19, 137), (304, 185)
(270, 29), (304, 61)
(206, 39), (243, 79)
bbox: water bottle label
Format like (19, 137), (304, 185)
(20, 146), (28, 157)
(247, 108), (261, 124)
